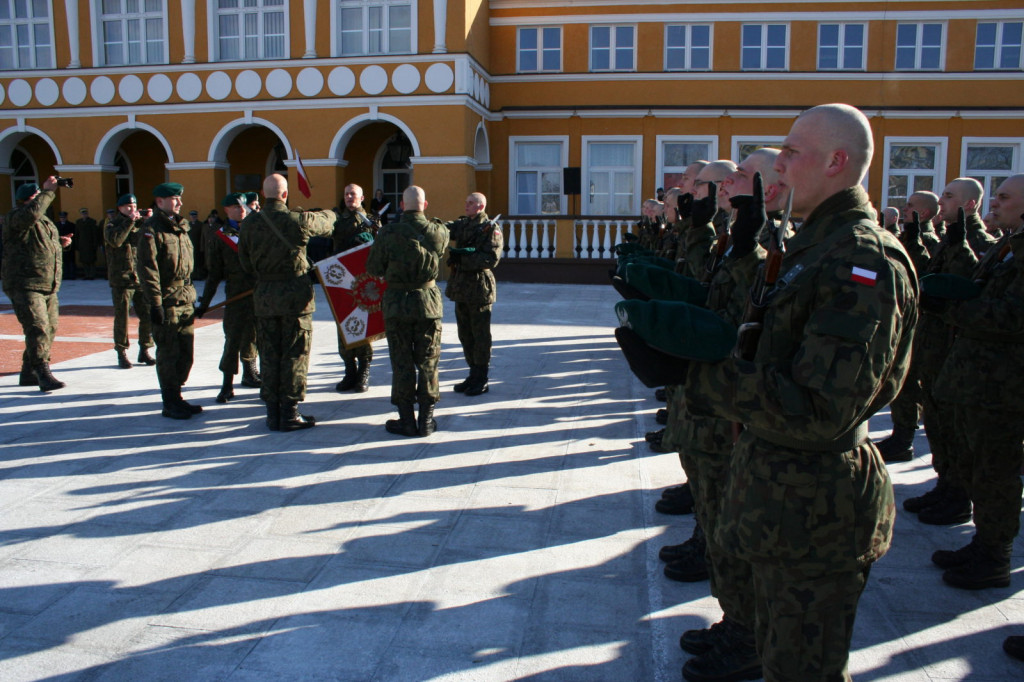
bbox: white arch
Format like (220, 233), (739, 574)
(473, 121), (490, 165)
(209, 116), (293, 163)
(94, 121), (175, 166)
(329, 112), (421, 161)
(0, 125), (64, 167)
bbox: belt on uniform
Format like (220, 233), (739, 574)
(389, 279), (436, 291)
(169, 279), (186, 287)
(747, 422), (869, 452)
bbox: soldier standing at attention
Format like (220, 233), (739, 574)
(104, 193), (155, 370)
(367, 185), (449, 437)
(3, 177), (68, 392)
(445, 192), (502, 396)
(332, 183), (377, 393)
(74, 206), (102, 280)
(238, 174), (335, 431)
(56, 211), (76, 280)
(137, 183), (200, 420)
(187, 209), (207, 281)
(196, 193), (261, 403)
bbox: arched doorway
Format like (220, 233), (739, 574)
(377, 131), (413, 222)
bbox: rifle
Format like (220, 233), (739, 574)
(971, 227), (1017, 284)
(203, 288), (253, 313)
(702, 208), (737, 284)
(735, 188), (793, 361)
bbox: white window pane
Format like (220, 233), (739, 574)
(592, 27), (609, 48)
(520, 28), (536, 50)
(591, 143), (632, 166)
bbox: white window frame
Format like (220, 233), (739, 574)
(582, 135), (642, 216)
(961, 137), (1024, 215)
(894, 22), (946, 71)
(211, 0), (288, 62)
(95, 0), (168, 66)
(882, 137), (948, 210)
(656, 136), (717, 191)
(508, 136), (568, 216)
(974, 21), (1024, 70)
(664, 24), (713, 71)
(0, 0), (55, 70)
(517, 26), (561, 73)
(730, 137), (786, 164)
(740, 23), (789, 71)
(589, 24), (636, 73)
(331, 0), (416, 57)
(817, 22), (867, 71)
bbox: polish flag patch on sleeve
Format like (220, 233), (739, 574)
(850, 266), (878, 287)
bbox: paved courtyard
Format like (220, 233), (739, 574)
(0, 280), (1021, 681)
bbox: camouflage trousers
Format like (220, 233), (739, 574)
(922, 378), (965, 489)
(7, 289), (58, 367)
(384, 316), (442, 406)
(950, 404), (1024, 547)
(888, 360), (922, 432)
(219, 298), (257, 375)
(152, 305), (195, 392)
(336, 326), (373, 363)
(110, 286), (153, 351)
(454, 302), (493, 366)
(256, 313), (312, 404)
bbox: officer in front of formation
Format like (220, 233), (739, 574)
(445, 192), (503, 396)
(3, 177), (68, 392)
(137, 182), (200, 420)
(104, 193), (155, 370)
(332, 183), (377, 394)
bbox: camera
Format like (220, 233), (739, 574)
(56, 176), (74, 188)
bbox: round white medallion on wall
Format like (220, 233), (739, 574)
(266, 69), (292, 98)
(392, 64), (420, 94)
(63, 77), (87, 105)
(0, 83), (6, 106)
(90, 76), (116, 104)
(296, 67), (324, 96)
(235, 70), (262, 99)
(147, 74), (173, 102)
(328, 66), (355, 96)
(35, 78), (60, 106)
(118, 75), (144, 103)
(176, 73), (202, 101)
(7, 79), (31, 106)
(424, 63), (454, 93)
(206, 71), (232, 100)
(359, 65), (388, 95)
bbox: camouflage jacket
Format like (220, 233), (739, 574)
(74, 216), (102, 260)
(204, 221), (255, 300)
(2, 190), (61, 294)
(898, 229), (931, 276)
(104, 212), (145, 288)
(333, 207), (375, 253)
(237, 198), (334, 317)
(680, 209), (730, 280)
(367, 210), (449, 320)
(933, 230), (1024, 410)
(137, 209), (196, 310)
(966, 213), (999, 257)
(445, 211), (503, 307)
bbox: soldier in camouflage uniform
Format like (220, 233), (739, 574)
(903, 191), (942, 255)
(196, 193), (260, 403)
(332, 184), (377, 393)
(187, 210), (207, 281)
(928, 173), (1024, 590)
(74, 207), (102, 280)
(3, 178), (67, 392)
(137, 183), (200, 420)
(367, 185), (449, 437)
(104, 193), (154, 370)
(238, 174), (335, 431)
(445, 192), (503, 397)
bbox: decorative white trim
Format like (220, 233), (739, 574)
(303, 0), (318, 58)
(490, 71), (1024, 84)
(0, 124), (63, 165)
(491, 0), (983, 6)
(283, 158), (347, 167)
(53, 164), (118, 173)
(165, 162), (230, 170)
(575, 109), (648, 118)
(433, 0), (448, 53)
(209, 116), (293, 163)
(94, 120), (175, 165)
(410, 155), (476, 165)
(330, 111), (423, 160)
(490, 10), (1024, 26)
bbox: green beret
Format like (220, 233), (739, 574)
(152, 182), (184, 198)
(615, 299), (737, 362)
(245, 192), (259, 204)
(221, 192), (246, 207)
(15, 183), (38, 201)
(117, 193), (136, 206)
(919, 273), (982, 300)
(615, 253), (675, 278)
(624, 263), (708, 306)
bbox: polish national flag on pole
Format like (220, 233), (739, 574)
(295, 151), (312, 198)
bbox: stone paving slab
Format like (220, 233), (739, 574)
(0, 279), (1021, 681)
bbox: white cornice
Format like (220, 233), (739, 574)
(54, 164), (118, 173)
(490, 9), (1024, 25)
(283, 158), (347, 168)
(490, 71), (1024, 83)
(499, 108), (1024, 120)
(491, 0), (1001, 6)
(165, 162), (230, 170)
(411, 155), (477, 166)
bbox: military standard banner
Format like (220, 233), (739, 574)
(314, 242), (387, 349)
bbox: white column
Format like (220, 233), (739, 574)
(432, 0), (448, 54)
(303, 0), (317, 58)
(180, 0), (196, 64)
(63, 0), (80, 68)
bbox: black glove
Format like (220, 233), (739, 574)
(677, 193), (694, 220)
(919, 293), (950, 316)
(904, 211), (921, 240)
(194, 304), (208, 319)
(150, 305), (165, 325)
(691, 183), (718, 227)
(946, 207), (967, 246)
(614, 326), (690, 389)
(623, 232), (639, 243)
(728, 172), (767, 258)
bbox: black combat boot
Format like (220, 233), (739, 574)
(918, 487), (972, 525)
(680, 617), (740, 655)
(177, 393), (203, 414)
(336, 358), (359, 392)
(663, 524), (709, 582)
(280, 401), (316, 431)
(19, 362), (37, 387)
(464, 365), (489, 396)
(161, 388), (191, 420)
(216, 372), (235, 403)
(418, 403), (437, 436)
(904, 479), (947, 513)
(681, 620), (762, 682)
(453, 366), (474, 393)
(386, 403), (418, 437)
(656, 481), (695, 515)
(932, 537), (980, 569)
(876, 425), (915, 463)
(266, 401), (281, 431)
(942, 542), (1012, 590)
(655, 408), (668, 425)
(241, 358), (262, 388)
(1004, 636), (1024, 661)
(138, 346), (156, 365)
(116, 348), (133, 369)
(34, 364), (66, 392)
(354, 358), (370, 393)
